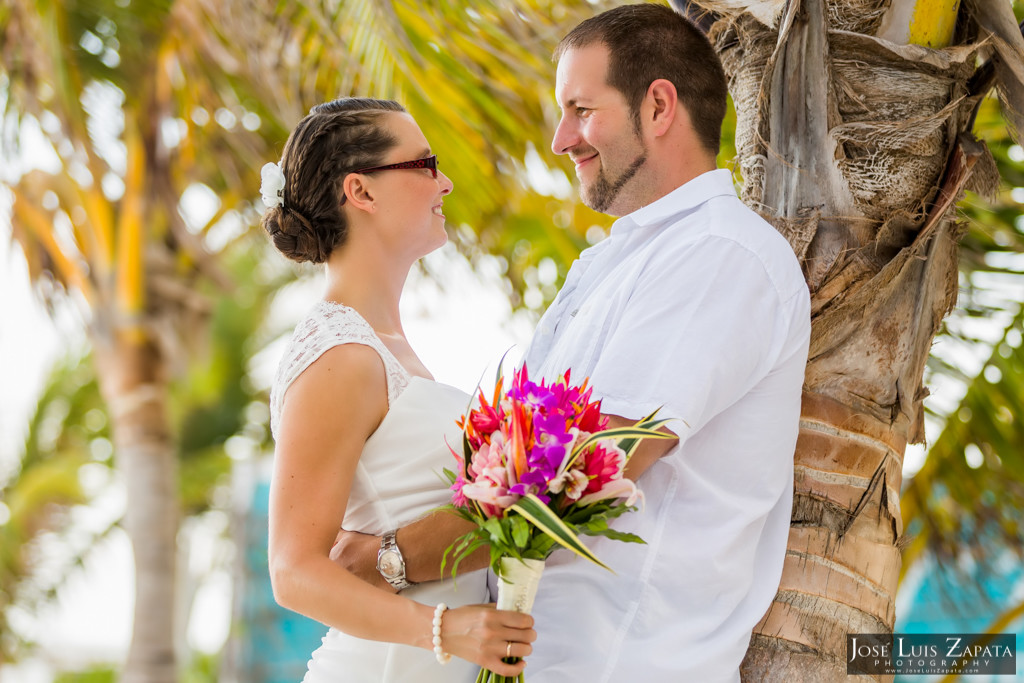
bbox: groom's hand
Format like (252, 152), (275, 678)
(330, 528), (396, 593)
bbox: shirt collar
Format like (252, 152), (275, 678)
(610, 168), (736, 235)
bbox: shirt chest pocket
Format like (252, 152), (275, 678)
(552, 292), (627, 379)
(539, 244), (648, 380)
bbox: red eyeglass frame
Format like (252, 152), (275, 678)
(340, 155), (438, 204)
(354, 154), (438, 178)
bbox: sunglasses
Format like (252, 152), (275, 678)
(341, 155), (439, 205)
(353, 154), (438, 179)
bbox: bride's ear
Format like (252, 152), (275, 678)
(342, 173), (376, 213)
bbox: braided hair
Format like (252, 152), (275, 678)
(261, 98), (406, 263)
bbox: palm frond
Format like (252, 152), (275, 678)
(903, 306), (1024, 576)
(0, 356), (108, 663)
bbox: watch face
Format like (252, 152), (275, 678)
(378, 549), (403, 578)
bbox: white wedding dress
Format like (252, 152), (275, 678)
(270, 301), (487, 683)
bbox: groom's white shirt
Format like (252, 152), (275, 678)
(520, 169), (810, 682)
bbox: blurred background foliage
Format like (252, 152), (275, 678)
(0, 0), (1021, 679)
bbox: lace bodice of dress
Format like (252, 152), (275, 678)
(270, 301), (411, 439)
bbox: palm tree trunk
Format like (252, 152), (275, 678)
(95, 334), (179, 683)
(688, 0), (998, 679)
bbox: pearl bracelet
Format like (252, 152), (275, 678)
(432, 602), (452, 665)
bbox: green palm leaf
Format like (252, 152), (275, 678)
(902, 306), (1024, 579)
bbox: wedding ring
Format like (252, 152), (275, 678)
(506, 641), (513, 658)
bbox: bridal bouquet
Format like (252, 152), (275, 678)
(441, 365), (671, 683)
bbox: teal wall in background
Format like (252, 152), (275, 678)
(895, 556), (1023, 682)
(233, 478), (324, 683)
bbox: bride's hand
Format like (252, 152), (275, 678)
(440, 604), (536, 676)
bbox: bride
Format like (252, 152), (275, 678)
(262, 97), (535, 682)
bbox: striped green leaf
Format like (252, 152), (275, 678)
(565, 421), (676, 470)
(510, 494), (611, 571)
(617, 414), (681, 459)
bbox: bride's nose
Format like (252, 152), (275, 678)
(438, 170), (453, 195)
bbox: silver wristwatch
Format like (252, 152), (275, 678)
(376, 530), (414, 591)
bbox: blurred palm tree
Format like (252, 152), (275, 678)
(0, 236), (284, 675)
(900, 93), (1024, 655)
(0, 358), (107, 667)
(0, 0), (283, 678)
(905, 98), (1024, 579)
(209, 0), (622, 298)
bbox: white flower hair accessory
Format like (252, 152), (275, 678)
(260, 162), (286, 209)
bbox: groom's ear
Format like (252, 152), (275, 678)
(342, 173), (377, 213)
(647, 79), (678, 138)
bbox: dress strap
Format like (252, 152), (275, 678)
(270, 301), (411, 438)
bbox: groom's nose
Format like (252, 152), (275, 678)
(551, 114), (580, 156)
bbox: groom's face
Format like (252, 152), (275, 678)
(551, 42), (647, 217)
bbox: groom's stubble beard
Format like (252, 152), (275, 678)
(580, 149), (648, 215)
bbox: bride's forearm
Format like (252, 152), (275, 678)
(273, 554), (432, 645)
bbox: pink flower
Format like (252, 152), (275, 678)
(468, 440), (502, 478)
(576, 400), (605, 433)
(462, 467), (520, 516)
(450, 365), (646, 518)
(576, 477), (642, 507)
(450, 469), (470, 508)
(579, 441), (627, 496)
(461, 439), (522, 516)
(470, 403), (502, 436)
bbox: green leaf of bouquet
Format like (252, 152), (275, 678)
(442, 529), (480, 578)
(495, 346), (515, 387)
(575, 424), (675, 452)
(510, 494), (611, 572)
(563, 502), (615, 524)
(483, 516), (510, 547)
(578, 515), (609, 530)
(522, 539), (551, 560)
(596, 503), (638, 521)
(614, 410), (679, 459)
(563, 508), (598, 523)
(637, 407), (663, 423)
(566, 423), (676, 470)
(510, 513), (530, 547)
(584, 527), (646, 544)
(490, 543), (512, 572)
(634, 416), (676, 432)
(462, 435), (473, 474)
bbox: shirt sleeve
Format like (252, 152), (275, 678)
(588, 233), (801, 446)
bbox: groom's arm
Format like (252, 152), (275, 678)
(605, 413), (679, 482)
(330, 512), (488, 592)
(332, 415), (674, 591)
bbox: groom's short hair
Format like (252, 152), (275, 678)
(554, 3), (727, 155)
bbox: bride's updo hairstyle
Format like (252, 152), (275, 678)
(261, 97), (407, 263)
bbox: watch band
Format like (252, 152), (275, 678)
(377, 529), (414, 591)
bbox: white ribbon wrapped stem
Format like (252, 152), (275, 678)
(496, 557), (545, 614)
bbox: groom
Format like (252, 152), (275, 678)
(335, 4), (810, 680)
